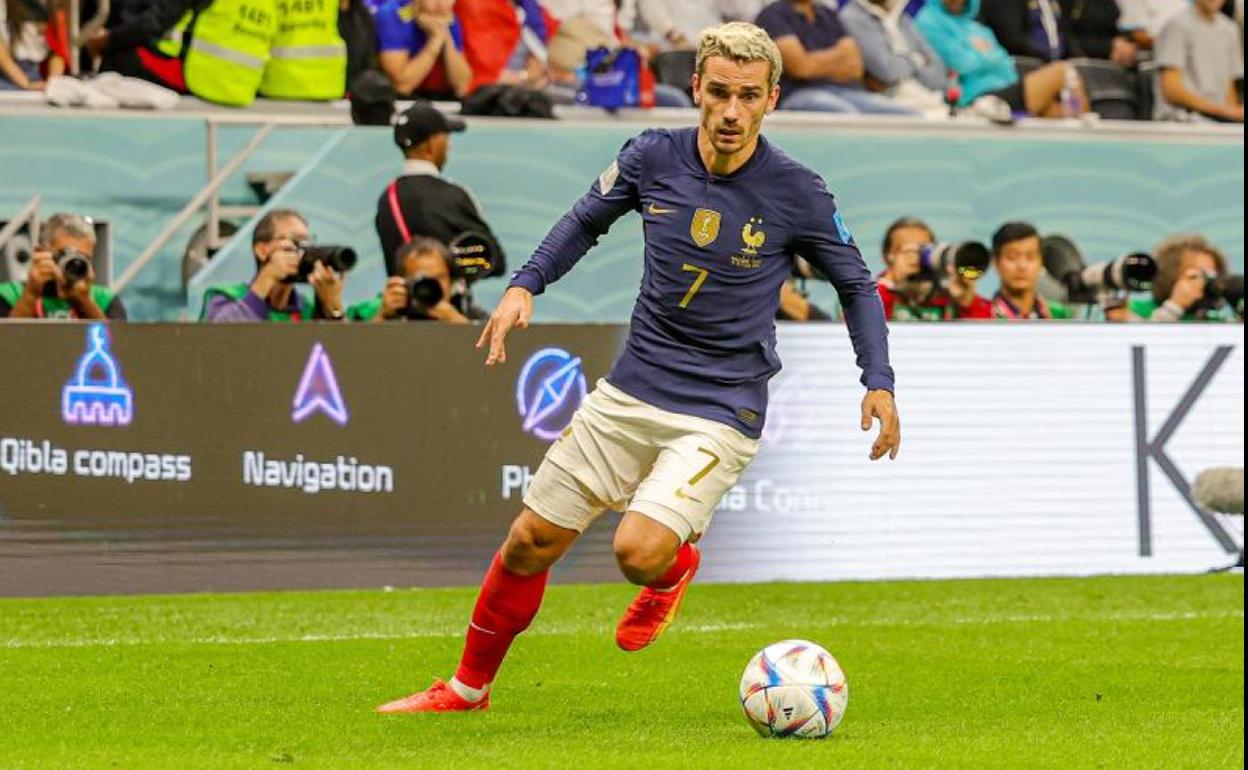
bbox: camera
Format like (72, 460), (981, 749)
(1042, 235), (1156, 302)
(916, 241), (990, 282)
(448, 231), (498, 283)
(42, 247), (91, 297)
(403, 274), (444, 318)
(1224, 274), (1244, 318)
(285, 243), (357, 284)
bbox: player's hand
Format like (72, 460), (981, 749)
(861, 389), (900, 461)
(477, 286), (533, 366)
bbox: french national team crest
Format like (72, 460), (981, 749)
(690, 208), (721, 248)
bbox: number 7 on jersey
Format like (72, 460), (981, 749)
(679, 263), (710, 309)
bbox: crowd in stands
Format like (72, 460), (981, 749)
(1, 3), (1241, 325)
(2, 0), (1243, 121)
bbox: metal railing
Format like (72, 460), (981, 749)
(0, 194), (43, 255)
(113, 122), (275, 293)
(63, 0), (110, 76)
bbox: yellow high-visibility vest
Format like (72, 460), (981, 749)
(259, 0), (347, 101)
(183, 0), (276, 107)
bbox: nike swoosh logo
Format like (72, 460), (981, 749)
(648, 203), (677, 215)
(675, 489), (704, 503)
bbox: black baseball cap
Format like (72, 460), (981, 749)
(394, 101), (467, 149)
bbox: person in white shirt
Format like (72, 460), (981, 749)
(1117, 0), (1188, 49)
(0, 0), (64, 91)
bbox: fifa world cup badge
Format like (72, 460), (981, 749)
(690, 209), (721, 248)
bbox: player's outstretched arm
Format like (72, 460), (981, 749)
(861, 389), (900, 461)
(476, 286), (534, 366)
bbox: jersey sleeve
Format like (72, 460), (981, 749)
(507, 130), (652, 296)
(790, 173), (895, 393)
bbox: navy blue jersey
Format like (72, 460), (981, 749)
(508, 127), (893, 438)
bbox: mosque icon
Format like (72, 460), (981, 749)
(62, 323), (133, 426)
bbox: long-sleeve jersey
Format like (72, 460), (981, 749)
(508, 127), (893, 438)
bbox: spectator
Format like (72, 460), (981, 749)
(375, 0), (473, 99)
(916, 0), (1090, 118)
(989, 221), (1071, 319)
(977, 0), (1071, 62)
(258, 0), (348, 100)
(541, 0), (621, 40)
(543, 0), (631, 82)
(201, 209), (346, 322)
(0, 213), (126, 320)
(348, 237), (486, 322)
(457, 0), (549, 91)
(1060, 0), (1139, 66)
(1, 0), (64, 92)
(1117, 0), (1186, 50)
(1131, 234), (1235, 321)
(83, 0), (201, 92)
(635, 1), (730, 49)
(340, 0), (382, 88)
(756, 0), (918, 113)
(875, 216), (991, 320)
(839, 0), (948, 115)
(376, 101), (506, 278)
(1154, 0), (1243, 122)
(723, 0), (769, 22)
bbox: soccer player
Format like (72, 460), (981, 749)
(377, 21), (900, 714)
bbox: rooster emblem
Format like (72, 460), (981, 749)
(741, 218), (766, 255)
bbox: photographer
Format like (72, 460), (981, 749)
(201, 209), (348, 322)
(1131, 234), (1235, 322)
(991, 222), (1072, 320)
(0, 213), (126, 320)
(876, 217), (991, 321)
(348, 237), (485, 323)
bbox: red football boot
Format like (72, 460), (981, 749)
(375, 679), (489, 714)
(615, 545), (701, 651)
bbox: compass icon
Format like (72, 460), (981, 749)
(516, 347), (587, 440)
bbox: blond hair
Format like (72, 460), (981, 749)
(696, 22), (783, 89)
(1151, 234), (1227, 303)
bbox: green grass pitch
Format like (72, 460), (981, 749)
(1, 574), (1241, 769)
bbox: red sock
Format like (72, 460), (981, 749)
(648, 542), (694, 590)
(454, 551), (548, 689)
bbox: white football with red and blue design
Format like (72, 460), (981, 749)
(739, 639), (848, 739)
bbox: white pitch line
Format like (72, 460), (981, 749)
(2, 610), (1240, 651)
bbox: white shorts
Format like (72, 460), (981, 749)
(523, 380), (760, 541)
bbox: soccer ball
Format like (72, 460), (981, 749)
(739, 639), (848, 739)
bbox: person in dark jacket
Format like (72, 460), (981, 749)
(978, 0), (1072, 62)
(1059, 0), (1139, 66)
(375, 101), (506, 279)
(84, 0), (205, 92)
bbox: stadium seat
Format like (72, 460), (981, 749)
(1073, 59), (1141, 121)
(652, 50), (697, 99)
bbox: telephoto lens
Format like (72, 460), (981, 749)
(45, 248), (92, 296)
(1224, 274), (1244, 318)
(295, 244), (358, 282)
(1081, 252), (1156, 292)
(55, 247), (91, 285)
(918, 241), (990, 281)
(404, 275), (444, 317)
(449, 231), (498, 282)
